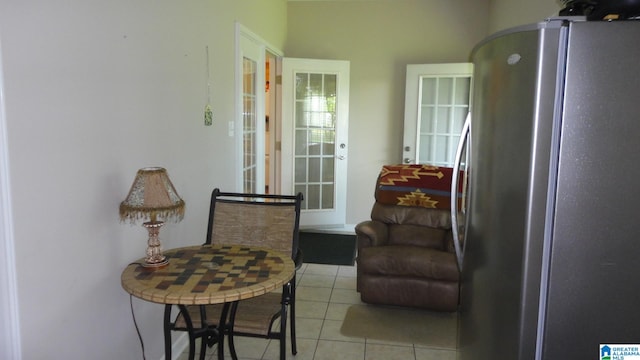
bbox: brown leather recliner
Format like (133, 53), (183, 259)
(355, 164), (461, 312)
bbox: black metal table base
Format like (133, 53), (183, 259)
(163, 302), (236, 360)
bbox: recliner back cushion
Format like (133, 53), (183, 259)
(388, 224), (446, 249)
(371, 202), (452, 229)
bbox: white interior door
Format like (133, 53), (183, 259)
(236, 24), (285, 194)
(281, 58), (350, 228)
(236, 29), (266, 193)
(403, 63), (473, 166)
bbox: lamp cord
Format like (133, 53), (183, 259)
(130, 294), (147, 360)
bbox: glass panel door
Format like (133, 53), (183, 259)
(237, 27), (265, 193)
(293, 72), (337, 211)
(403, 63), (473, 166)
(282, 58), (349, 227)
(242, 57), (258, 193)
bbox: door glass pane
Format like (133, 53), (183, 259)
(295, 73), (308, 99)
(435, 135), (448, 163)
(242, 57), (257, 193)
(322, 184), (334, 208)
(295, 101), (309, 127)
(309, 158), (321, 182)
(295, 158), (306, 183)
(436, 107), (451, 132)
(451, 135), (461, 163)
(455, 78), (471, 104)
(453, 108), (467, 133)
(420, 106), (435, 133)
(310, 73), (323, 93)
(322, 158), (334, 182)
(438, 78), (453, 104)
(293, 72), (337, 211)
(421, 78), (437, 104)
(307, 185), (320, 209)
(295, 130), (308, 155)
(419, 136), (431, 160)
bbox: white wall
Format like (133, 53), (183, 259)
(286, 0), (491, 225)
(0, 0), (286, 359)
(488, 0), (561, 33)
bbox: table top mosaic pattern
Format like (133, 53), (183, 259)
(121, 245), (295, 305)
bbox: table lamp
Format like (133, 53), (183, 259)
(120, 167), (185, 268)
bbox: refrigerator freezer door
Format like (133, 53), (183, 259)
(458, 22), (565, 360)
(542, 20), (640, 359)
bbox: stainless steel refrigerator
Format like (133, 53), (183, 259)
(452, 18), (640, 360)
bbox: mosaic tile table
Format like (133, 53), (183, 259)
(121, 244), (295, 360)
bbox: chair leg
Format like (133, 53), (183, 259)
(279, 304), (288, 360)
(227, 302), (239, 360)
(198, 306), (208, 360)
(213, 303), (233, 360)
(163, 305), (174, 360)
(175, 305), (197, 360)
(290, 282), (297, 355)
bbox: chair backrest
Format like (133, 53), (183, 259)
(205, 188), (303, 259)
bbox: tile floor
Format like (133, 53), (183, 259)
(178, 262), (458, 360)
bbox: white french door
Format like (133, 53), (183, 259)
(281, 58), (350, 228)
(403, 63), (473, 166)
(237, 30), (266, 193)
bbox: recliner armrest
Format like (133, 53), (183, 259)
(355, 220), (389, 249)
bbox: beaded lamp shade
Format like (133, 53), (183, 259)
(120, 167), (185, 268)
(120, 167), (185, 222)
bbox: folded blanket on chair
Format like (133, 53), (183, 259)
(375, 164), (463, 210)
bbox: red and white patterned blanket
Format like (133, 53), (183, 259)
(375, 164), (464, 210)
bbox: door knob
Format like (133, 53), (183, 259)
(404, 158), (412, 164)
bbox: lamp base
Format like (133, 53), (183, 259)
(142, 220), (169, 269)
(141, 258), (169, 269)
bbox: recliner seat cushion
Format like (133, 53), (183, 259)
(358, 245), (459, 282)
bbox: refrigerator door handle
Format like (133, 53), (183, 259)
(451, 112), (471, 271)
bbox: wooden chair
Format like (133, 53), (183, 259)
(167, 188), (303, 360)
